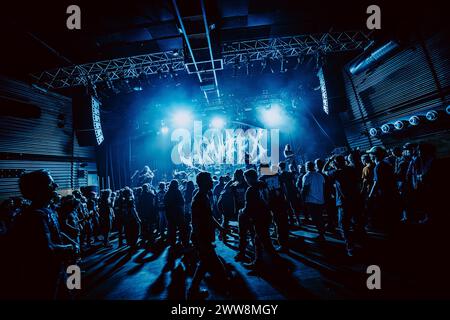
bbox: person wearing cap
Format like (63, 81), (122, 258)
(368, 146), (400, 233)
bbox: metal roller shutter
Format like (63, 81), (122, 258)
(341, 32), (450, 156)
(0, 77), (98, 201)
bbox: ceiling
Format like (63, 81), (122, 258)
(2, 0), (444, 82)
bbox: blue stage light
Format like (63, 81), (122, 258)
(409, 115), (421, 126)
(173, 110), (192, 127)
(261, 104), (284, 127)
(369, 127), (380, 137)
(161, 126), (169, 134)
(381, 123), (394, 133)
(426, 110), (438, 121)
(211, 117), (225, 128)
(394, 120), (407, 130)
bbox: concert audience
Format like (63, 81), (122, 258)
(1, 141), (444, 299)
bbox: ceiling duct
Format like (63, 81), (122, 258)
(349, 41), (400, 75)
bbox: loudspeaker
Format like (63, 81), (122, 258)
(73, 91), (104, 146)
(317, 60), (348, 114)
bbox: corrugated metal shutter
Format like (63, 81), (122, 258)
(0, 160), (72, 200)
(0, 77), (98, 201)
(0, 78), (73, 156)
(341, 32), (450, 156)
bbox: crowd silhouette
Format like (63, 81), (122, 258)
(0, 141), (446, 300)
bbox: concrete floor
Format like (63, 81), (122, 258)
(77, 222), (443, 300)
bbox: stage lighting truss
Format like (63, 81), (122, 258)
(30, 31), (372, 90)
(221, 31), (373, 65)
(30, 52), (186, 90)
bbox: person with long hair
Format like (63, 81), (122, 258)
(121, 187), (141, 249)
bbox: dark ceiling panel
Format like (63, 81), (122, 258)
(156, 37), (183, 51)
(247, 13), (275, 28)
(218, 0), (249, 18)
(221, 16), (248, 30)
(147, 22), (180, 39)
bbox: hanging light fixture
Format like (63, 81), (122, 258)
(381, 123), (394, 133)
(394, 120), (407, 130)
(409, 115), (421, 126)
(369, 127), (380, 137)
(426, 110), (438, 121)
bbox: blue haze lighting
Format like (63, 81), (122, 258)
(173, 110), (193, 127)
(261, 104), (284, 127)
(211, 117), (225, 128)
(161, 126), (169, 134)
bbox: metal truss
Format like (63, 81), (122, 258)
(221, 31), (373, 64)
(30, 52), (185, 89)
(30, 31), (372, 90)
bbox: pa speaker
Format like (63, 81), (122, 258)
(317, 60), (348, 115)
(73, 92), (104, 146)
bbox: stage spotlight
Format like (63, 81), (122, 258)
(173, 110), (192, 127)
(426, 110), (438, 121)
(394, 120), (407, 130)
(381, 123), (394, 133)
(369, 127), (380, 137)
(161, 126), (169, 134)
(211, 117), (225, 128)
(446, 105), (450, 115)
(261, 104), (283, 127)
(409, 115), (421, 126)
